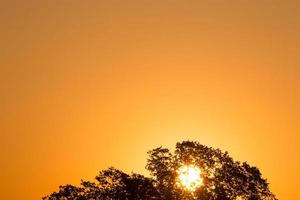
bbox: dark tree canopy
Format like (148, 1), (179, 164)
(44, 141), (277, 200)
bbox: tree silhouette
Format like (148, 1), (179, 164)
(43, 168), (160, 200)
(146, 141), (276, 200)
(43, 141), (277, 200)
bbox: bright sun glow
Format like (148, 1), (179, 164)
(176, 165), (203, 191)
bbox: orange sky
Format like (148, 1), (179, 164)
(0, 1), (299, 199)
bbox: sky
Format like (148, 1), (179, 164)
(0, 0), (299, 199)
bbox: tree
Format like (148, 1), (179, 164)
(43, 167), (160, 200)
(44, 141), (277, 200)
(146, 141), (276, 200)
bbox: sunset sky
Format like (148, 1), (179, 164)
(1, 1), (299, 199)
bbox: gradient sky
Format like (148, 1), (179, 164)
(1, 1), (299, 199)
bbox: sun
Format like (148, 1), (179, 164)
(176, 165), (203, 191)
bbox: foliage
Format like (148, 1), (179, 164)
(43, 141), (276, 200)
